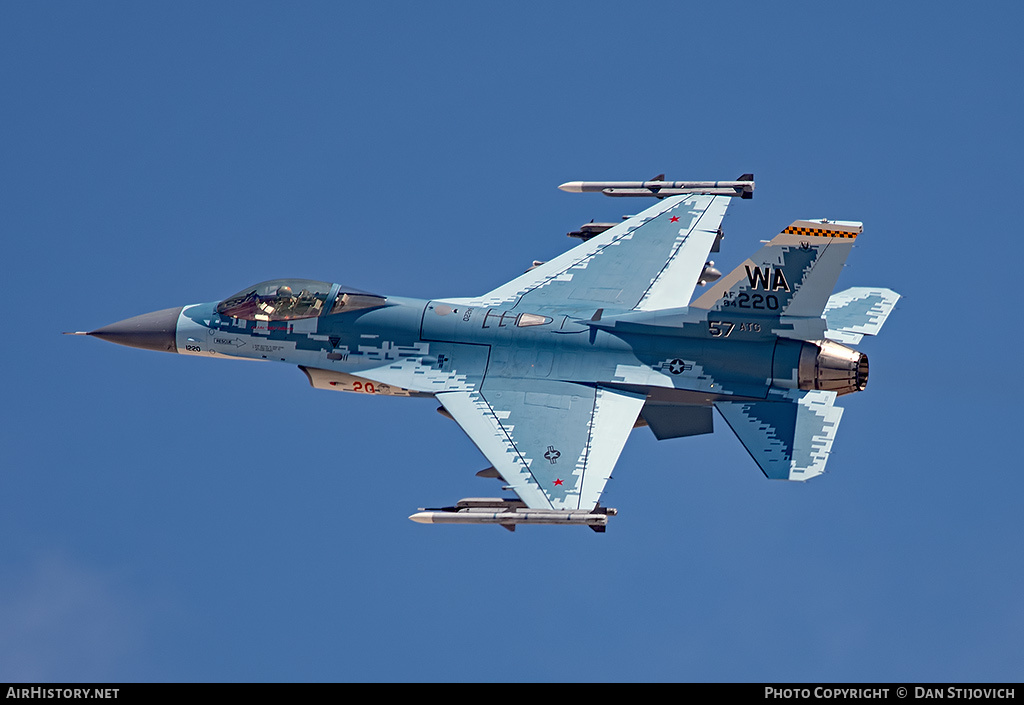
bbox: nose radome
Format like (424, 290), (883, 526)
(88, 306), (183, 353)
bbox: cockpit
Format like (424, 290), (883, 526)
(216, 279), (387, 321)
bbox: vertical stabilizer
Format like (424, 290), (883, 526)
(690, 219), (861, 321)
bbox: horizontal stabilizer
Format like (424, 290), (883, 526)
(715, 389), (843, 481)
(823, 287), (901, 344)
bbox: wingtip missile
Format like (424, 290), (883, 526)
(410, 497), (615, 530)
(409, 509), (611, 529)
(559, 174), (754, 199)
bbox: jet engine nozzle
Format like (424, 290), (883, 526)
(799, 339), (868, 396)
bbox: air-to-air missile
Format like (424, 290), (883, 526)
(559, 174), (754, 199)
(408, 498), (616, 532)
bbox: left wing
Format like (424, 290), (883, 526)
(436, 379), (645, 510)
(451, 194), (730, 312)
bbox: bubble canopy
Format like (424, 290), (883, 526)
(216, 279), (387, 321)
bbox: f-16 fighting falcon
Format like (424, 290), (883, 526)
(69, 175), (899, 531)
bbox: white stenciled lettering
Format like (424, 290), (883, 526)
(813, 689), (890, 699)
(764, 688), (812, 699)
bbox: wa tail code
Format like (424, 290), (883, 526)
(745, 265), (791, 292)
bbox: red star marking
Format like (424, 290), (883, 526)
(670, 216), (679, 222)
(553, 478), (563, 486)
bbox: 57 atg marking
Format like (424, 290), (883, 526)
(708, 321), (734, 337)
(708, 321), (762, 337)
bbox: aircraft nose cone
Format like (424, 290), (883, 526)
(88, 306), (183, 353)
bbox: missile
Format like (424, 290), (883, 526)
(559, 174), (754, 199)
(409, 497), (616, 532)
(408, 509), (610, 527)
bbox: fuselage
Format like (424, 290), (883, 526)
(82, 274), (868, 410)
(149, 289), (862, 404)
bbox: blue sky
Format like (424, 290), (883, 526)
(3, 2), (1023, 682)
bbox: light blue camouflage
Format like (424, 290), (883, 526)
(76, 189), (899, 529)
(716, 389), (843, 481)
(823, 287), (901, 345)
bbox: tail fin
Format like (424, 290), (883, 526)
(690, 219), (861, 320)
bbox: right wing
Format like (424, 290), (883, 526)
(450, 194), (730, 312)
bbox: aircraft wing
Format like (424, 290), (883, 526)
(435, 379), (646, 510)
(455, 194), (730, 312)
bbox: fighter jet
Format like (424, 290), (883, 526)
(70, 177), (898, 531)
